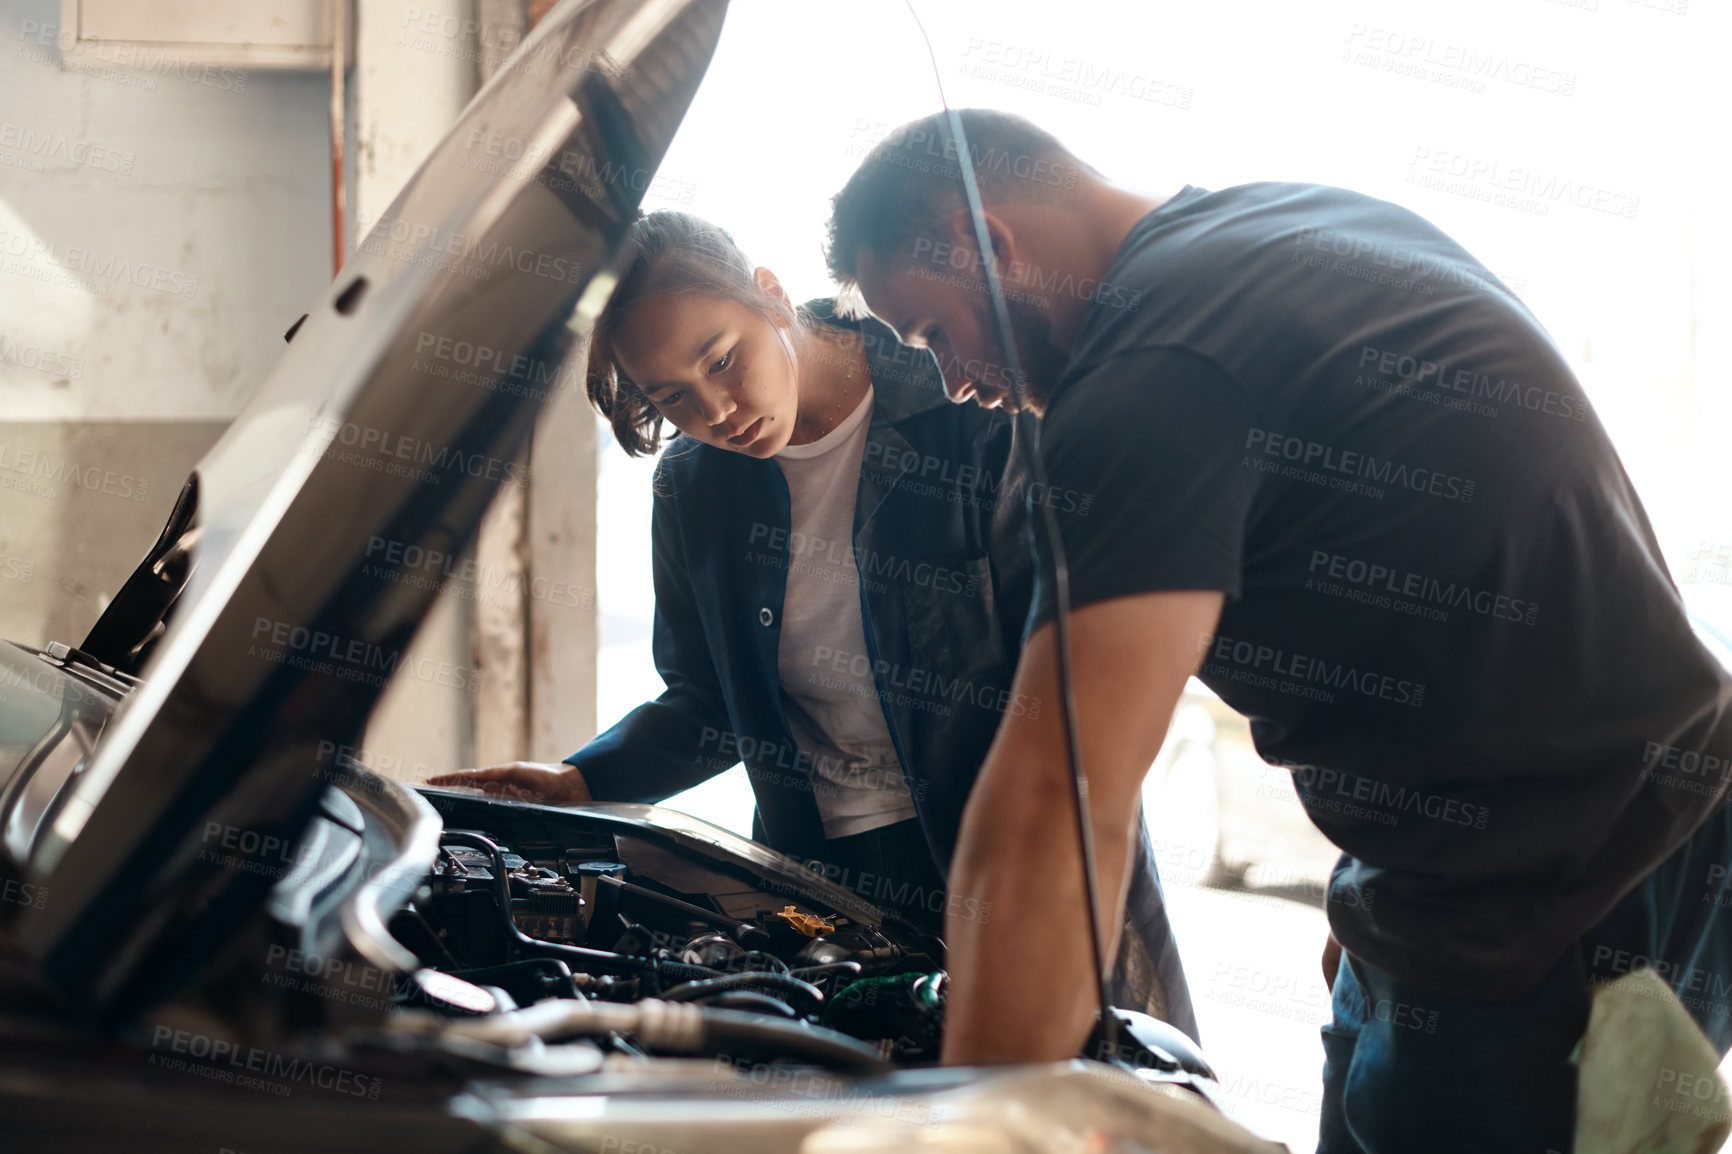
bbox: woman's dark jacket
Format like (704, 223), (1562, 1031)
(569, 309), (1196, 1037)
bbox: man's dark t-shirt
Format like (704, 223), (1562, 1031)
(1030, 182), (1732, 999)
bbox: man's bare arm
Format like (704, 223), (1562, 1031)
(941, 589), (1224, 1065)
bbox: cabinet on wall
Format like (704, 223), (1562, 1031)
(57, 0), (351, 70)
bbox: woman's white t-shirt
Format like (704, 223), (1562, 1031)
(773, 386), (918, 838)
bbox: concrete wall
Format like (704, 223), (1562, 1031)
(0, 0), (334, 648)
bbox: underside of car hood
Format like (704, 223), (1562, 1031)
(3, 0), (728, 1024)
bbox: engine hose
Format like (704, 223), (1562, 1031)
(418, 997), (889, 1071)
(692, 991), (798, 1018)
(788, 961), (862, 982)
(659, 972), (824, 1016)
(680, 1006), (890, 1071)
(729, 950), (790, 975)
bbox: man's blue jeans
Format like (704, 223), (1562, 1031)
(1318, 799), (1732, 1153)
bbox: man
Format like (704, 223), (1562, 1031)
(826, 108), (1732, 1152)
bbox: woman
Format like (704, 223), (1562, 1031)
(429, 211), (1195, 1038)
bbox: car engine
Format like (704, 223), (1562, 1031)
(379, 790), (948, 1069)
(212, 776), (996, 1085)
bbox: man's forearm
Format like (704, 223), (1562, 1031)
(942, 748), (1137, 1063)
(936, 591), (1223, 1067)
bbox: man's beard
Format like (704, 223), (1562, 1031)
(994, 296), (1069, 415)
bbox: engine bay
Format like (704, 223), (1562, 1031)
(0, 725), (1212, 1100)
(370, 788), (949, 1070)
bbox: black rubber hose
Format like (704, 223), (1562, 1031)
(698, 1009), (890, 1072)
(693, 991), (798, 1018)
(788, 961), (862, 983)
(660, 972), (824, 1016)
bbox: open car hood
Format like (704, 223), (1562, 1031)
(4, 0), (727, 1021)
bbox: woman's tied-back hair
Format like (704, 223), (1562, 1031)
(586, 210), (800, 457)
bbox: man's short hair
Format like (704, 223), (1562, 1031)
(825, 109), (1096, 289)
